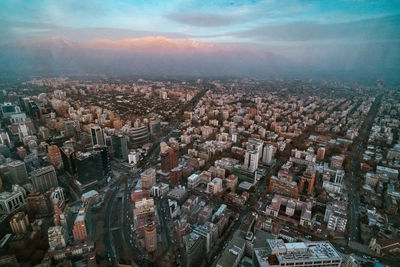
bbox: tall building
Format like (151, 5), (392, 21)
(64, 120), (78, 137)
(149, 119), (161, 135)
(72, 204), (90, 241)
(141, 168), (156, 190)
(90, 125), (105, 146)
(111, 134), (128, 160)
(144, 222), (157, 253)
(7, 160), (28, 184)
(9, 211), (29, 234)
(60, 145), (76, 175)
(31, 165), (58, 193)
(317, 147), (326, 162)
(160, 142), (178, 173)
(75, 147), (110, 190)
(47, 145), (62, 168)
(130, 125), (149, 146)
(243, 149), (258, 172)
(183, 232), (205, 267)
(262, 144), (275, 165)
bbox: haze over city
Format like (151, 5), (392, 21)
(0, 0), (399, 81)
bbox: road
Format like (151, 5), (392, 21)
(104, 184), (119, 265)
(348, 94), (382, 242)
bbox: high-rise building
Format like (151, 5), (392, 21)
(90, 125), (105, 146)
(141, 168), (156, 190)
(225, 174), (238, 193)
(183, 232), (205, 267)
(9, 211), (29, 234)
(47, 145), (62, 168)
(72, 204), (90, 241)
(149, 119), (161, 135)
(64, 120), (79, 137)
(60, 145), (76, 175)
(317, 147), (326, 162)
(75, 147), (110, 190)
(7, 160), (28, 184)
(130, 125), (149, 146)
(111, 134), (128, 160)
(160, 142), (178, 173)
(243, 149), (258, 172)
(262, 144), (275, 165)
(144, 222), (157, 253)
(31, 165), (58, 193)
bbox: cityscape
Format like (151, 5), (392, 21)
(0, 1), (400, 267)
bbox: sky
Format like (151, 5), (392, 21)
(0, 0), (399, 80)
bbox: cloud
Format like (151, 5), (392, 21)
(166, 13), (237, 27)
(232, 14), (400, 43)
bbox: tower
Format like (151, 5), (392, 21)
(144, 222), (157, 253)
(90, 126), (105, 146)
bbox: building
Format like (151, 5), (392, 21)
(48, 226), (68, 250)
(149, 119), (161, 135)
(72, 204), (90, 241)
(0, 189), (25, 215)
(207, 177), (223, 194)
(128, 150), (140, 165)
(253, 239), (342, 267)
(30, 165), (58, 193)
(160, 142), (178, 173)
(141, 168), (156, 190)
(25, 191), (51, 219)
(47, 145), (62, 168)
(269, 170), (298, 198)
(144, 222), (157, 253)
(317, 147), (326, 161)
(111, 134), (128, 160)
(243, 149), (259, 172)
(215, 231), (245, 267)
(7, 160), (28, 184)
(262, 144), (275, 165)
(130, 125), (149, 146)
(64, 120), (78, 137)
(134, 198), (156, 236)
(60, 145), (76, 175)
(9, 211), (29, 234)
(90, 125), (105, 146)
(299, 165), (316, 195)
(75, 147), (110, 190)
(324, 202), (347, 232)
(330, 155), (344, 169)
(369, 238), (400, 256)
(225, 174), (238, 193)
(184, 232), (205, 267)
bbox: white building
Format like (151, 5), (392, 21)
(262, 144), (275, 165)
(254, 239), (342, 267)
(207, 177), (223, 194)
(128, 150), (140, 165)
(244, 149), (259, 172)
(0, 189), (25, 215)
